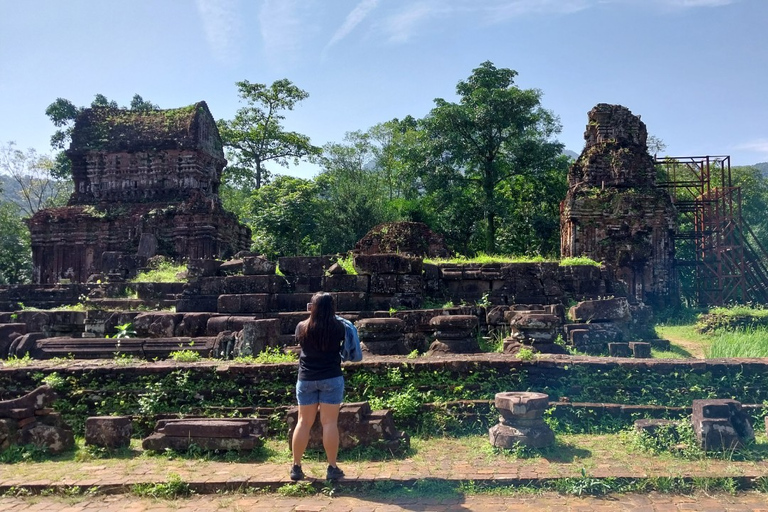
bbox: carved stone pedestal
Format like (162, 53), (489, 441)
(356, 318), (406, 355)
(428, 315), (479, 354)
(691, 399), (754, 451)
(489, 392), (555, 449)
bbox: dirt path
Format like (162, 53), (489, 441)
(663, 334), (707, 358)
(3, 492), (768, 512)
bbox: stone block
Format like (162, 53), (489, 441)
(286, 402), (408, 451)
(0, 323), (26, 358)
(634, 418), (679, 437)
(630, 341), (652, 358)
(489, 392), (554, 449)
(278, 256), (336, 277)
(176, 294), (219, 312)
(85, 416), (132, 448)
(236, 319), (280, 356)
(323, 274), (369, 292)
(175, 313), (212, 337)
(219, 259), (244, 275)
(142, 433), (258, 452)
(133, 313), (184, 338)
(20, 423), (74, 454)
(357, 318), (406, 355)
(398, 274), (424, 294)
(143, 337), (215, 359)
(691, 399), (755, 451)
(186, 259), (222, 278)
(276, 312), (310, 335)
(274, 293), (315, 312)
(206, 316), (259, 336)
(608, 342), (631, 357)
(217, 294), (270, 314)
(569, 297), (630, 322)
(353, 254), (423, 275)
(288, 275), (323, 293)
(329, 292), (366, 311)
(223, 275), (275, 294)
(8, 332), (47, 358)
(370, 274), (398, 294)
(197, 277), (225, 295)
(242, 256), (276, 275)
(160, 419), (251, 438)
(0, 386), (57, 418)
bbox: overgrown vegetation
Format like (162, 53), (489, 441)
(130, 260), (186, 283)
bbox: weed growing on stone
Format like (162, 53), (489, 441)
(131, 473), (192, 498)
(276, 481), (315, 497)
(130, 261), (187, 283)
(3, 353), (33, 367)
(169, 350), (201, 362)
(233, 347), (297, 364)
(0, 443), (50, 464)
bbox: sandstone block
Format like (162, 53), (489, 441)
(85, 416), (132, 448)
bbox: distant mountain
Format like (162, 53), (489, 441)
(562, 149), (579, 160)
(0, 175), (23, 205)
(752, 162), (768, 176)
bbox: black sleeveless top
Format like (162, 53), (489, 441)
(295, 323), (344, 381)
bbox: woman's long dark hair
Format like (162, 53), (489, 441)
(296, 293), (345, 352)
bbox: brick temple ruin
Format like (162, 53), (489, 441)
(27, 102), (250, 284)
(560, 104), (677, 308)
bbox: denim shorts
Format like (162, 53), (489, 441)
(296, 376), (345, 405)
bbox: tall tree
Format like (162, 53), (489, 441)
(45, 94), (158, 179)
(217, 79), (321, 191)
(249, 175), (322, 259)
(0, 201), (31, 285)
(422, 61), (564, 253)
(0, 142), (70, 216)
(315, 131), (397, 253)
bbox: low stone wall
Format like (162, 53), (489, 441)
(176, 256), (614, 314)
(2, 356), (768, 433)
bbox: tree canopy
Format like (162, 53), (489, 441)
(421, 61), (564, 253)
(217, 79), (321, 191)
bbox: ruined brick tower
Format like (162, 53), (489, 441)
(27, 102), (251, 284)
(560, 104), (677, 307)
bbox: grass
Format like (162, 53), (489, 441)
(655, 324), (712, 359)
(707, 327), (768, 358)
(130, 261), (187, 283)
(232, 347), (298, 364)
(708, 305), (768, 319)
(423, 254), (599, 266)
(335, 254), (358, 275)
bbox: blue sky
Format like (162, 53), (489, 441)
(1, 0), (766, 179)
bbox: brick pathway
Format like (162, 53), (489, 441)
(2, 492), (768, 511)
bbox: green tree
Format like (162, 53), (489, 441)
(217, 79), (321, 191)
(315, 131), (398, 253)
(249, 175), (321, 259)
(0, 201), (31, 285)
(45, 94), (158, 179)
(1, 141), (70, 216)
(422, 61), (564, 253)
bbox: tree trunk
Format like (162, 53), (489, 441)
(483, 164), (496, 254)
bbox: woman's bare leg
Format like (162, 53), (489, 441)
(319, 402), (341, 466)
(292, 404), (319, 465)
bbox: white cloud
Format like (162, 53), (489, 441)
(736, 139), (768, 155)
(483, 0), (591, 20)
(659, 0), (736, 6)
(381, 2), (447, 44)
(196, 0), (241, 65)
(259, 0), (305, 68)
(325, 0), (380, 52)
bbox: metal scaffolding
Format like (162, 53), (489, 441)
(656, 156), (768, 306)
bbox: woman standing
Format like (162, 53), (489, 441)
(290, 292), (362, 481)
